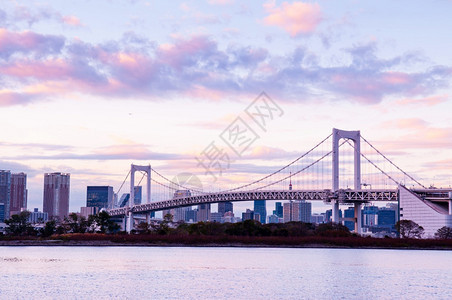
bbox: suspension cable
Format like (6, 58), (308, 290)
(361, 136), (426, 189)
(254, 140), (346, 190)
(116, 170), (131, 195)
(220, 133), (333, 192)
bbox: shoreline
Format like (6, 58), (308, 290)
(1, 239), (452, 250)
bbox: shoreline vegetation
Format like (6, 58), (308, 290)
(3, 211), (452, 249)
(1, 234), (452, 249)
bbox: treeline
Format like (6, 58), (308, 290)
(3, 211), (119, 237)
(135, 216), (352, 238)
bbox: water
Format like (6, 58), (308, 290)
(0, 246), (451, 299)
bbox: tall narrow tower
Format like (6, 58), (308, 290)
(10, 173), (27, 216)
(43, 172), (70, 220)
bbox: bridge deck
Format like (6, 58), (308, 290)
(107, 189), (399, 216)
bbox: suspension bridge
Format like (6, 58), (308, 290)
(107, 128), (452, 235)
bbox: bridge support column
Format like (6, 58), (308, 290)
(122, 215), (126, 231)
(332, 128), (361, 225)
(354, 203), (362, 234)
(146, 212), (150, 224)
(332, 201), (339, 223)
(127, 211), (134, 233)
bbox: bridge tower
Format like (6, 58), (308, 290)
(126, 164), (151, 233)
(332, 128), (362, 234)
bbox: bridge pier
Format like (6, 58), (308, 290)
(354, 203), (362, 234)
(146, 212), (150, 224)
(332, 201), (340, 223)
(127, 211), (134, 233)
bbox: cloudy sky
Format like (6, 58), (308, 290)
(1, 0), (451, 213)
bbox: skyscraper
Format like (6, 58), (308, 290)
(218, 201), (233, 216)
(86, 186), (114, 210)
(0, 170), (11, 222)
(43, 172), (70, 220)
(273, 202), (283, 218)
(10, 173), (27, 216)
(254, 200), (267, 223)
(197, 204), (211, 222)
(283, 200), (312, 223)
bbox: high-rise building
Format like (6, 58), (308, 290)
(343, 207), (355, 231)
(210, 212), (222, 223)
(0, 170), (11, 221)
(362, 205), (379, 227)
(325, 209), (342, 223)
(86, 186), (114, 210)
(185, 208), (197, 223)
(218, 201), (233, 216)
(197, 204), (210, 222)
(268, 214), (279, 223)
(242, 209), (254, 221)
(311, 213), (325, 224)
(118, 186), (143, 208)
(273, 202), (283, 218)
(10, 173), (27, 217)
(377, 208), (396, 227)
(283, 200), (312, 223)
(43, 172), (70, 220)
(254, 200), (267, 224)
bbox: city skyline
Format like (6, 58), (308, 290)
(0, 1), (451, 213)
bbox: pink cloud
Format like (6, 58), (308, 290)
(0, 28), (64, 58)
(263, 1), (323, 37)
(382, 72), (411, 85)
(382, 118), (428, 130)
(396, 94), (448, 107)
(0, 58), (71, 79)
(62, 15), (82, 27)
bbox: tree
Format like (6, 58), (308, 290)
(434, 226), (452, 239)
(396, 220), (424, 239)
(41, 220), (57, 237)
(93, 211), (120, 233)
(5, 211), (36, 236)
(64, 213), (88, 233)
(315, 222), (351, 237)
(136, 222), (152, 234)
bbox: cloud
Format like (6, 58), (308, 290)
(61, 15), (82, 27)
(376, 121), (452, 150)
(9, 5), (83, 28)
(1, 142), (191, 161)
(0, 29), (451, 107)
(243, 146), (299, 160)
(395, 94), (448, 107)
(263, 1), (323, 37)
(0, 29), (65, 59)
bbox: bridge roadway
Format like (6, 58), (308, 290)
(107, 189), (399, 217)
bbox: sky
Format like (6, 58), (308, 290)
(0, 0), (451, 215)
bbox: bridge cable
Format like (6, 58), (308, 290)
(149, 133), (333, 194)
(219, 133), (333, 192)
(253, 140), (346, 190)
(116, 170), (131, 196)
(360, 136), (427, 189)
(344, 139), (426, 189)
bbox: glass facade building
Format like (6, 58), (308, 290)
(87, 186), (114, 210)
(254, 200), (267, 224)
(218, 201), (233, 216)
(0, 170), (11, 222)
